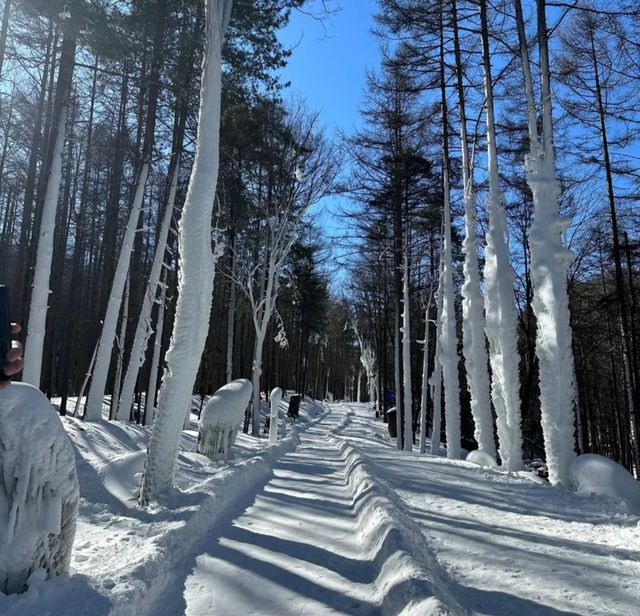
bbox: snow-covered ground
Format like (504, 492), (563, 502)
(1, 400), (639, 615)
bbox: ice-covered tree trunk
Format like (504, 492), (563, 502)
(441, 201), (461, 461)
(430, 249), (445, 456)
(116, 154), (180, 420)
(356, 369), (362, 403)
(438, 12), (462, 460)
(139, 0), (233, 504)
(401, 240), (413, 452)
(513, 0), (577, 486)
(85, 161), (150, 421)
(269, 387), (282, 445)
(450, 0), (494, 458)
(225, 235), (237, 382)
(419, 291), (433, 455)
(480, 0), (521, 469)
(22, 35), (76, 387)
(144, 282), (166, 427)
(110, 275), (130, 420)
(250, 329), (267, 435)
(86, 2), (166, 422)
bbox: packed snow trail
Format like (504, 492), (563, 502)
(153, 404), (458, 615)
(338, 404), (640, 616)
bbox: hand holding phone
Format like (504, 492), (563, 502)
(0, 286), (10, 381)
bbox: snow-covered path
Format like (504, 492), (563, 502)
(338, 405), (640, 616)
(159, 402), (640, 616)
(153, 405), (456, 616)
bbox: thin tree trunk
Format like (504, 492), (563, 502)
(480, 0), (521, 467)
(451, 0), (494, 456)
(116, 152), (181, 420)
(402, 230), (413, 451)
(110, 275), (130, 420)
(23, 34), (76, 387)
(144, 282), (166, 427)
(419, 290), (433, 454)
(439, 3), (461, 459)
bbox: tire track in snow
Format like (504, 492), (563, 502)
(151, 403), (462, 615)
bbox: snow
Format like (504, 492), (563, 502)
(197, 379), (252, 461)
(0, 383), (79, 595)
(570, 453), (640, 514)
(1, 398), (639, 615)
(466, 449), (497, 468)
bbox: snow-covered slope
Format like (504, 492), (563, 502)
(1, 397), (638, 615)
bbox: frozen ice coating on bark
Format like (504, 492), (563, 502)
(570, 454), (640, 513)
(466, 449), (497, 467)
(0, 383), (79, 594)
(269, 388), (283, 446)
(197, 379), (252, 461)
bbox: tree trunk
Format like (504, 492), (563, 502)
(22, 34), (76, 387)
(439, 4), (461, 460)
(451, 0), (493, 457)
(139, 0), (234, 504)
(513, 0), (577, 486)
(480, 0), (521, 467)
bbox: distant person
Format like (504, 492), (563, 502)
(1, 324), (23, 390)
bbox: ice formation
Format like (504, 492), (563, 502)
(197, 379), (252, 462)
(269, 387), (283, 446)
(0, 383), (79, 594)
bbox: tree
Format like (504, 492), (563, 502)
(236, 102), (334, 436)
(139, 0), (235, 504)
(479, 0), (523, 469)
(512, 0), (577, 486)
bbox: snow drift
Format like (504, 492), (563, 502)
(466, 449), (497, 468)
(0, 383), (79, 594)
(570, 453), (640, 514)
(197, 379), (252, 461)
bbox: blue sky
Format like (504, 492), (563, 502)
(278, 1), (381, 137)
(276, 2), (382, 281)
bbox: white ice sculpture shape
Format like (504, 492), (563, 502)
(0, 383), (79, 594)
(269, 387), (283, 446)
(197, 379), (253, 462)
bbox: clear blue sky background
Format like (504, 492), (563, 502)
(278, 1), (381, 137)
(277, 2), (381, 277)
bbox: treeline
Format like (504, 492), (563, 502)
(0, 0), (340, 420)
(341, 0), (640, 479)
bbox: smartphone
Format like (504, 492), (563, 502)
(0, 285), (10, 380)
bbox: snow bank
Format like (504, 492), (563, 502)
(466, 449), (497, 468)
(0, 383), (79, 594)
(570, 453), (640, 513)
(197, 379), (252, 461)
(328, 423), (461, 615)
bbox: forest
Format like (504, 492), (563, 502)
(0, 0), (638, 494)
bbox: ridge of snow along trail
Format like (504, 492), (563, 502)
(1, 400), (639, 615)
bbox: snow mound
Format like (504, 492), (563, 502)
(570, 453), (640, 513)
(0, 383), (79, 594)
(466, 449), (497, 467)
(197, 379), (252, 461)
